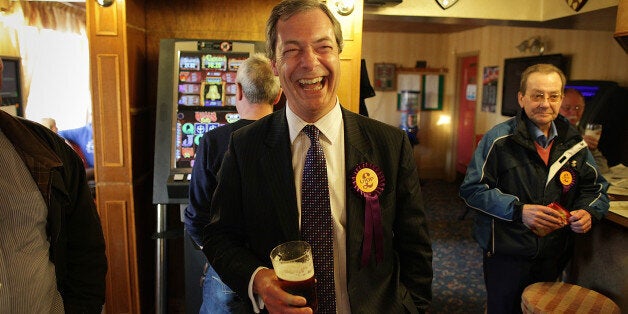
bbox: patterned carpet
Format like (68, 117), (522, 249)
(421, 179), (486, 314)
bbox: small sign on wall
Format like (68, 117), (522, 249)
(482, 66), (499, 113)
(374, 63), (396, 91)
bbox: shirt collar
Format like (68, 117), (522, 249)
(527, 119), (558, 148)
(286, 99), (342, 145)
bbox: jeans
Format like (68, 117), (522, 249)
(199, 264), (238, 314)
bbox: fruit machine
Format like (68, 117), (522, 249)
(152, 38), (264, 314)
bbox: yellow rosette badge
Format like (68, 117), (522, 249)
(559, 170), (573, 186)
(356, 168), (378, 194)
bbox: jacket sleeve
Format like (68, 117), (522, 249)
(202, 137), (266, 299)
(394, 132), (433, 311)
(185, 134), (217, 246)
(459, 133), (522, 222)
(57, 137), (107, 313)
(573, 149), (610, 221)
(590, 148), (610, 174)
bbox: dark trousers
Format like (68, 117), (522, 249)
(483, 251), (570, 314)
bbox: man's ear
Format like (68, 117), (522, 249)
(271, 60), (279, 76)
(517, 92), (525, 108)
(272, 89), (283, 105)
(236, 83), (244, 101)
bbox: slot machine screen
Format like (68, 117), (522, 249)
(174, 107), (240, 169)
(153, 39), (262, 204)
(173, 49), (247, 169)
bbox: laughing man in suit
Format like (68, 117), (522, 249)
(202, 1), (433, 313)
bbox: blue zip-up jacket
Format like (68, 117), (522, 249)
(459, 111), (609, 258)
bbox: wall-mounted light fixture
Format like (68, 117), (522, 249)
(516, 36), (546, 55)
(96, 0), (114, 7)
(334, 0), (355, 16)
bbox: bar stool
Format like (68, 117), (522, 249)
(521, 282), (620, 313)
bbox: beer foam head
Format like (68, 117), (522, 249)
(274, 262), (314, 281)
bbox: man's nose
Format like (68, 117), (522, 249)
(300, 47), (319, 69)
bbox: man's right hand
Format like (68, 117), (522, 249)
(521, 204), (568, 236)
(582, 134), (600, 150)
(253, 268), (312, 313)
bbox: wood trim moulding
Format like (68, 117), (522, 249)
(397, 67), (449, 74)
(96, 54), (125, 167)
(95, 0), (118, 36)
(103, 199), (134, 314)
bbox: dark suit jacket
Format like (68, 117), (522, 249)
(185, 119), (254, 246)
(203, 107), (432, 313)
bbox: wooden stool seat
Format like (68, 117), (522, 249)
(521, 282), (620, 313)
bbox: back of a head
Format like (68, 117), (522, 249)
(236, 53), (280, 105)
(40, 118), (59, 133)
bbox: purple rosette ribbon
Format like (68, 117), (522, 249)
(351, 162), (386, 267)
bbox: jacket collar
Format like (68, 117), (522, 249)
(0, 111), (63, 205)
(0, 111), (62, 169)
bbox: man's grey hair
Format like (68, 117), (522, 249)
(519, 63), (566, 95)
(236, 53), (281, 105)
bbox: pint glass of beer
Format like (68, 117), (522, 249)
(270, 241), (318, 311)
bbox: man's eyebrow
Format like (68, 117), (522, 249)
(530, 89), (561, 93)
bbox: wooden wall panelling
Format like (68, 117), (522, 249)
(100, 192), (133, 314)
(87, 0), (141, 313)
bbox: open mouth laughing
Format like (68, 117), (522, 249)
(298, 77), (324, 91)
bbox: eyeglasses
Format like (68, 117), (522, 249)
(528, 93), (562, 104)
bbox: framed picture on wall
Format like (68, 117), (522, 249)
(421, 74), (443, 110)
(374, 63), (396, 91)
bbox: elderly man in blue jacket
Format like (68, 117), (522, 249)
(460, 63), (609, 313)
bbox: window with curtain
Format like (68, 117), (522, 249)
(3, 1), (90, 130)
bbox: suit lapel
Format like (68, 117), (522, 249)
(342, 109), (373, 263)
(259, 110), (300, 241)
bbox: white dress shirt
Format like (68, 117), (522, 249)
(249, 101), (351, 313)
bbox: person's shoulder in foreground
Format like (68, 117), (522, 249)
(0, 110), (107, 313)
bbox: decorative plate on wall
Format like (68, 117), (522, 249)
(436, 0), (458, 10)
(565, 0), (587, 12)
